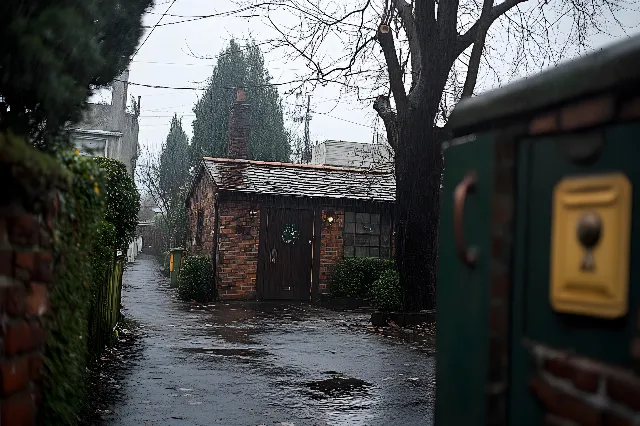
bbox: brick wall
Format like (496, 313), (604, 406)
(187, 172), (216, 256)
(318, 208), (344, 293)
(0, 200), (55, 426)
(486, 130), (517, 425)
(227, 89), (250, 160)
(529, 342), (640, 426)
(216, 200), (260, 299)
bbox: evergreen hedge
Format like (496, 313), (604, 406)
(45, 149), (105, 423)
(94, 157), (140, 254)
(178, 255), (214, 302)
(371, 269), (402, 312)
(329, 257), (395, 299)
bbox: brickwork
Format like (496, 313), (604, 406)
(527, 93), (640, 136)
(0, 198), (56, 426)
(186, 163), (392, 300)
(186, 172), (216, 256)
(486, 130), (518, 426)
(318, 209), (344, 293)
(215, 200), (260, 300)
(227, 89), (250, 160)
(528, 342), (640, 426)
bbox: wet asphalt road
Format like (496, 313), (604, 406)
(104, 254), (435, 426)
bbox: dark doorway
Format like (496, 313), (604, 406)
(258, 207), (314, 300)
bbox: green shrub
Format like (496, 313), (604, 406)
(330, 258), (395, 298)
(178, 255), (214, 302)
(94, 157), (140, 253)
(88, 220), (117, 353)
(371, 269), (402, 312)
(91, 221), (117, 285)
(44, 149), (105, 423)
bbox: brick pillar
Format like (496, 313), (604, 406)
(0, 199), (55, 426)
(227, 88), (250, 159)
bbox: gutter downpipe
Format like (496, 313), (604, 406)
(211, 192), (220, 301)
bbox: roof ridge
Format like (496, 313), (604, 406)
(202, 157), (392, 174)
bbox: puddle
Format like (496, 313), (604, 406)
(303, 376), (371, 399)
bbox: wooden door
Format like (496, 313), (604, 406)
(436, 135), (494, 426)
(259, 207), (314, 300)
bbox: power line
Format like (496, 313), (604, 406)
(116, 79), (202, 90)
(142, 5), (260, 28)
(133, 0), (178, 58)
(139, 110), (375, 128)
(116, 78), (313, 90)
(139, 114), (196, 118)
(311, 110), (376, 128)
(130, 60), (308, 73)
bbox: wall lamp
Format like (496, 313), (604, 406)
(322, 211), (335, 225)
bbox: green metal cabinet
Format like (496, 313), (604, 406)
(437, 136), (494, 426)
(436, 34), (640, 426)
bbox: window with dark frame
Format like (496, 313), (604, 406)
(343, 211), (391, 259)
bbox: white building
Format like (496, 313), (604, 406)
(311, 140), (394, 170)
(69, 71), (140, 176)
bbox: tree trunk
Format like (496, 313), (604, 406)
(394, 112), (443, 312)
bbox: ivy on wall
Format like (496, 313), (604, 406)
(2, 136), (142, 422)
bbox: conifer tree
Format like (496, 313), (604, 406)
(191, 40), (291, 166)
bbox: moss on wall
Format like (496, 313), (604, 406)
(0, 132), (71, 208)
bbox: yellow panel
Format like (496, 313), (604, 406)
(550, 173), (632, 319)
(169, 253), (174, 273)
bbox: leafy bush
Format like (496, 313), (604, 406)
(371, 269), (402, 312)
(330, 258), (395, 299)
(94, 157), (140, 253)
(178, 255), (214, 302)
(88, 220), (117, 353)
(91, 221), (117, 285)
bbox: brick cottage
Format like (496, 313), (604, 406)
(185, 89), (395, 301)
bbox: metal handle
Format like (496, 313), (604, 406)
(453, 171), (478, 268)
(270, 248), (277, 263)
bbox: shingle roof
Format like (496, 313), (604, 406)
(201, 157), (395, 202)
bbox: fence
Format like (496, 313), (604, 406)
(88, 253), (124, 356)
(88, 236), (143, 357)
(127, 236), (143, 263)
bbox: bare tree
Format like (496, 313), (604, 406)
(237, 0), (633, 311)
(136, 147), (188, 250)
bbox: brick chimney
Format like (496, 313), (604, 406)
(227, 88), (250, 159)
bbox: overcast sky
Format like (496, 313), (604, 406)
(93, 0), (640, 155)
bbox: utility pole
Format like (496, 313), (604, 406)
(302, 95), (312, 163)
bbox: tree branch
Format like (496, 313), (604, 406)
(414, 0), (436, 56)
(392, 0), (421, 84)
(377, 24), (408, 115)
(457, 0), (528, 56)
(373, 95), (398, 151)
(438, 0), (461, 41)
(461, 0), (494, 98)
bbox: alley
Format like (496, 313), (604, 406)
(103, 254), (435, 426)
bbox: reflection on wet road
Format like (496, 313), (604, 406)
(105, 255), (435, 426)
